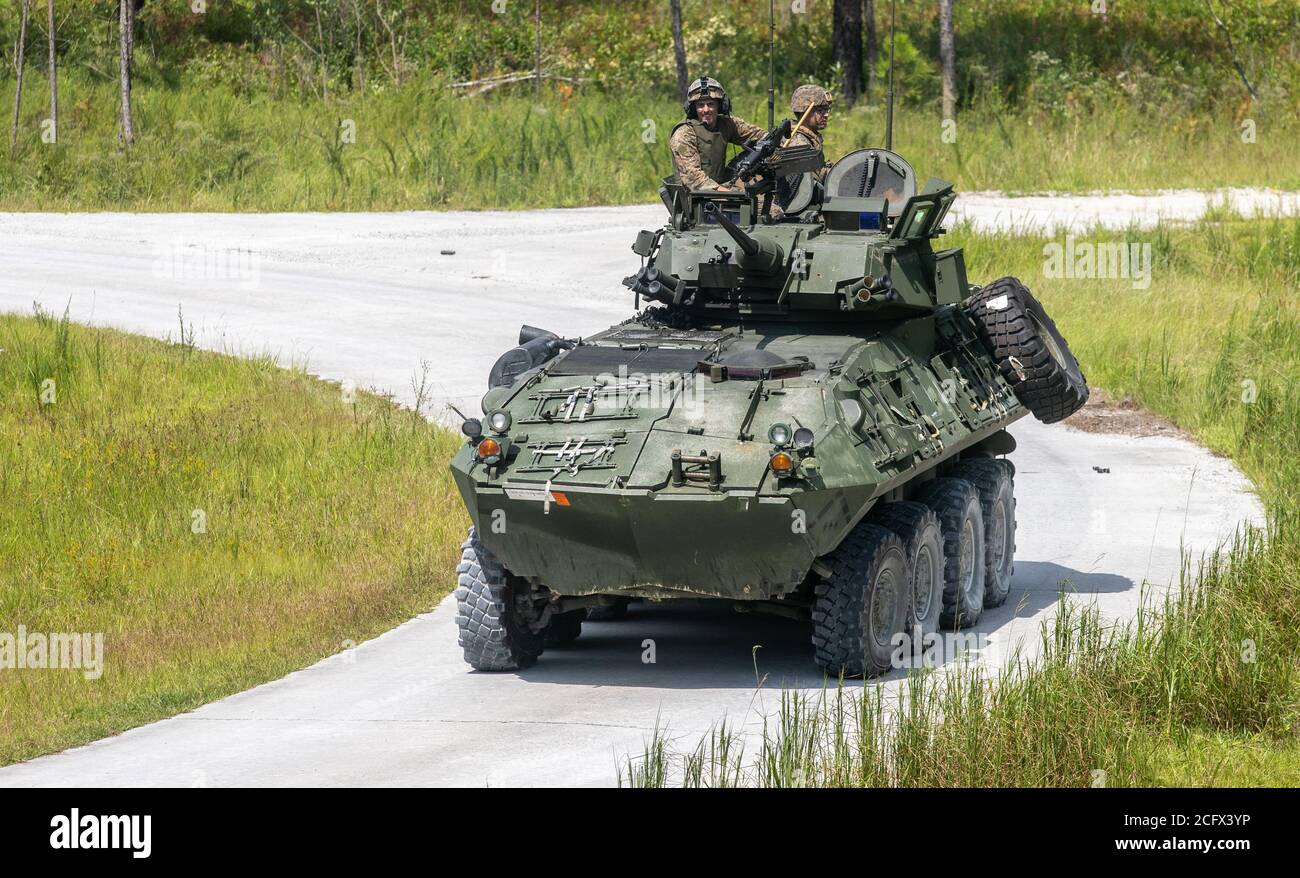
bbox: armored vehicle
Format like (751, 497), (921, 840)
(449, 141), (1088, 677)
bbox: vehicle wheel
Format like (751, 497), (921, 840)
(919, 478), (986, 629)
(586, 598), (630, 621)
(966, 276), (1089, 424)
(949, 457), (1016, 609)
(545, 609), (585, 646)
(868, 500), (945, 652)
(811, 523), (909, 678)
(454, 527), (546, 671)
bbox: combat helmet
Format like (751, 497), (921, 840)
(685, 75), (732, 118)
(791, 84), (834, 115)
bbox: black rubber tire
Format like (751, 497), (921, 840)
(586, 598), (630, 621)
(966, 276), (1089, 424)
(949, 457), (1016, 609)
(545, 609), (585, 646)
(919, 478), (986, 629)
(867, 500), (945, 652)
(454, 527), (546, 671)
(811, 523), (909, 678)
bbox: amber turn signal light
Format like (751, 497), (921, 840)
(476, 438), (502, 460)
(770, 451), (797, 477)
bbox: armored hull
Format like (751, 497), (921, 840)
(449, 147), (1088, 676)
(451, 310), (1024, 600)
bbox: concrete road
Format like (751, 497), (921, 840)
(0, 197), (1268, 786)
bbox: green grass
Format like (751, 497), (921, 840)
(2, 72), (1298, 212)
(622, 216), (1300, 787)
(0, 307), (467, 766)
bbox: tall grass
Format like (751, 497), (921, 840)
(621, 216), (1300, 787)
(0, 308), (468, 765)
(2, 72), (1298, 212)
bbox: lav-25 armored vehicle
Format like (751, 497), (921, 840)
(449, 137), (1088, 677)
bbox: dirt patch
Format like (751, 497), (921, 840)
(1063, 388), (1189, 439)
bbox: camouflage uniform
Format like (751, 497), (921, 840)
(770, 85), (835, 220)
(787, 84), (834, 184)
(669, 76), (765, 190)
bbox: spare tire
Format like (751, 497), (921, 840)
(966, 277), (1089, 424)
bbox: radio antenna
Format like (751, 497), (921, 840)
(767, 0), (775, 129)
(886, 0), (897, 150)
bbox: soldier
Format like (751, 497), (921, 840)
(787, 84), (834, 182)
(669, 76), (766, 191)
(769, 84), (835, 221)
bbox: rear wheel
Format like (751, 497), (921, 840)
(812, 523), (909, 678)
(949, 457), (1016, 608)
(868, 501), (945, 654)
(919, 479), (986, 629)
(454, 528), (546, 671)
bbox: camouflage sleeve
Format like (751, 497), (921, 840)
(728, 116), (767, 146)
(669, 125), (719, 191)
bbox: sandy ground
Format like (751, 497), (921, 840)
(0, 192), (1272, 786)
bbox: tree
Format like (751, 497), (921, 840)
(10, 0), (31, 158)
(939, 0), (956, 121)
(670, 0), (688, 103)
(118, 0), (134, 146)
(832, 0), (863, 106)
(864, 0), (877, 101)
(46, 0), (56, 144)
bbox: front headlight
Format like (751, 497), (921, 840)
(768, 423), (792, 446)
(489, 410), (512, 434)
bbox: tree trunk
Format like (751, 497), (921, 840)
(864, 0), (877, 100)
(670, 0), (688, 103)
(10, 0), (31, 158)
(939, 0), (957, 120)
(534, 0), (541, 100)
(832, 0), (863, 106)
(118, 0), (133, 146)
(47, 0), (56, 143)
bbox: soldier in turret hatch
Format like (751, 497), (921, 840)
(668, 76), (766, 192)
(787, 84), (834, 184)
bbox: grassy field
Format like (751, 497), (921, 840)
(622, 215), (1300, 787)
(0, 308), (467, 765)
(2, 72), (1298, 212)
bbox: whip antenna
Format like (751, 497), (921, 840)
(886, 0), (896, 150)
(767, 0), (775, 129)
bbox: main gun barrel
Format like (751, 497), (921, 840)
(703, 202), (786, 275)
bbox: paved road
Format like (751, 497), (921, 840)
(0, 197), (1268, 786)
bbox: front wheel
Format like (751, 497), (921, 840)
(454, 528), (546, 671)
(812, 523), (909, 678)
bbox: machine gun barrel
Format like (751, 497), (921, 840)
(702, 202), (785, 275)
(730, 119), (792, 183)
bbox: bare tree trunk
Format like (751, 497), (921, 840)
(939, 0), (957, 120)
(670, 0), (688, 103)
(118, 0), (133, 146)
(46, 0), (56, 143)
(864, 0), (877, 100)
(10, 0), (31, 158)
(534, 0), (541, 99)
(832, 0), (863, 106)
(834, 0), (864, 106)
